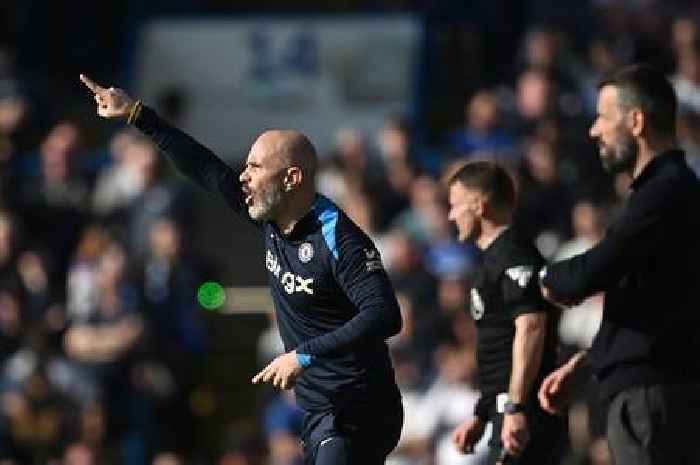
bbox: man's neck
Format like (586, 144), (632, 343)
(476, 221), (510, 250)
(632, 139), (677, 180)
(274, 192), (316, 235)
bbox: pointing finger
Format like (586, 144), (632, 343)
(538, 390), (548, 410)
(549, 377), (562, 394)
(79, 74), (105, 94)
(252, 365), (270, 384)
(262, 366), (276, 384)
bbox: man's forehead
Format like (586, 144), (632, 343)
(448, 182), (463, 199)
(248, 131), (291, 164)
(246, 145), (262, 164)
(450, 182), (480, 200)
(247, 139), (274, 165)
(598, 85), (620, 109)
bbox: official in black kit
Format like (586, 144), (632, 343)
(447, 161), (566, 465)
(538, 65), (700, 465)
(80, 75), (403, 465)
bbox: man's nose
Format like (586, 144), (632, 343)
(589, 123), (599, 139)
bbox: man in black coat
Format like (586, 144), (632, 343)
(538, 64), (700, 465)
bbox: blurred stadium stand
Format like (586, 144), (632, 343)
(1, 0), (700, 464)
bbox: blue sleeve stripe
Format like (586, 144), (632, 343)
(296, 353), (313, 368)
(315, 196), (339, 260)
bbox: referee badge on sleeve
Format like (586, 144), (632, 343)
(470, 288), (485, 320)
(506, 265), (534, 288)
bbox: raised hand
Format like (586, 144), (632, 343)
(79, 74), (135, 120)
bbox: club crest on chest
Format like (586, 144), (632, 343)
(299, 242), (314, 263)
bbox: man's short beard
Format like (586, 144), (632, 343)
(601, 134), (638, 175)
(249, 185), (284, 222)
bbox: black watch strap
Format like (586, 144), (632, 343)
(504, 401), (526, 415)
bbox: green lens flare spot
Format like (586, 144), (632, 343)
(197, 281), (226, 310)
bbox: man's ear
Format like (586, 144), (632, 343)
(628, 108), (645, 138)
(472, 195), (486, 218)
(284, 166), (303, 191)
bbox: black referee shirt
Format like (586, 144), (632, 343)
(133, 106), (402, 413)
(542, 150), (700, 400)
(469, 227), (559, 420)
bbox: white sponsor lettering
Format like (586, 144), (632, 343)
(267, 249), (314, 295)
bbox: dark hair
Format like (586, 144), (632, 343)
(448, 161), (516, 213)
(598, 63), (677, 135)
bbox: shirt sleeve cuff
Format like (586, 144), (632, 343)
(296, 353), (313, 368)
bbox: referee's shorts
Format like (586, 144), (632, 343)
(301, 395), (403, 465)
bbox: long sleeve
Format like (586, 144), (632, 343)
(543, 174), (679, 302)
(297, 232), (401, 356)
(473, 396), (492, 421)
(133, 106), (251, 219)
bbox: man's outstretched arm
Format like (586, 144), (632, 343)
(540, 173), (680, 304)
(79, 74), (249, 216)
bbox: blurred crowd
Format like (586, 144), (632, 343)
(0, 91), (209, 463)
(2, 1), (700, 465)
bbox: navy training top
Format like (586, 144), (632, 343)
(133, 106), (402, 412)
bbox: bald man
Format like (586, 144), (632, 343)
(81, 75), (403, 465)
